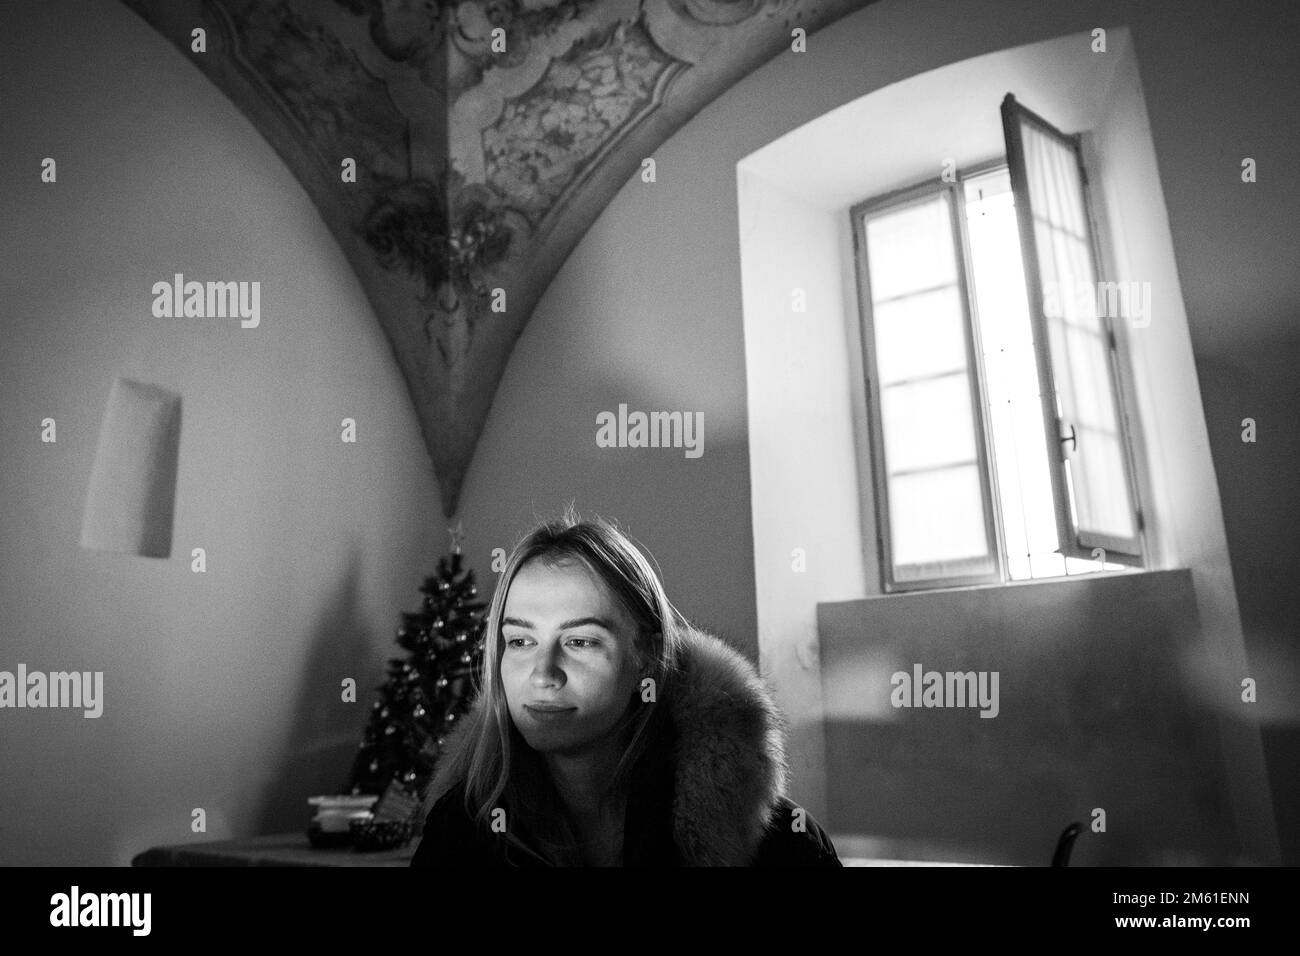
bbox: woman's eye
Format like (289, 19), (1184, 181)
(566, 638), (596, 649)
(505, 637), (530, 648)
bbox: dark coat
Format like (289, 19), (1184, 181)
(410, 626), (841, 867)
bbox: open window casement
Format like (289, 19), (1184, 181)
(852, 182), (1002, 589)
(1000, 94), (1144, 562)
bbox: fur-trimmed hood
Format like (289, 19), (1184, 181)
(421, 625), (794, 866)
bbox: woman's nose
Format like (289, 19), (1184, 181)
(530, 643), (565, 687)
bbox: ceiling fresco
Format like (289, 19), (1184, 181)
(122, 0), (874, 516)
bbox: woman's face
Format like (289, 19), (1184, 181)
(499, 559), (644, 756)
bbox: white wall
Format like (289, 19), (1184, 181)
(737, 169), (870, 814)
(0, 1), (444, 865)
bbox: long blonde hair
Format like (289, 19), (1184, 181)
(433, 506), (688, 863)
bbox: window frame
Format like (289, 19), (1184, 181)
(850, 146), (1148, 592)
(849, 177), (1005, 593)
(1001, 93), (1147, 564)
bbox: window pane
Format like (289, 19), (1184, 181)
(1040, 227), (1104, 333)
(859, 187), (998, 586)
(1008, 395), (1061, 556)
(1066, 431), (1136, 540)
(983, 378), (1061, 570)
(864, 196), (956, 301)
(1063, 234), (1102, 331)
(1063, 324), (1118, 432)
(890, 465), (990, 567)
(965, 168), (1061, 581)
(880, 374), (977, 474)
(872, 285), (967, 385)
(1006, 106), (1142, 556)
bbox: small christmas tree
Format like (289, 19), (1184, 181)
(347, 537), (487, 799)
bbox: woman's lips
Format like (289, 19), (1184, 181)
(524, 704), (577, 720)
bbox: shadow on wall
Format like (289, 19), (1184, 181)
(1195, 341), (1300, 865)
(252, 545), (375, 836)
(549, 436), (756, 643)
(466, 364), (757, 657)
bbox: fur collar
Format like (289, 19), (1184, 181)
(425, 626), (790, 865)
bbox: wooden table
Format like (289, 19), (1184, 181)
(132, 833), (416, 867)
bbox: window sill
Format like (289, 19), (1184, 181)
(866, 564), (1155, 601)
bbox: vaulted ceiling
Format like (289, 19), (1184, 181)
(123, 0), (874, 516)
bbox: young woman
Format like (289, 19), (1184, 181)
(410, 510), (841, 867)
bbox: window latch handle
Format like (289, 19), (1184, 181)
(1060, 422), (1078, 454)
